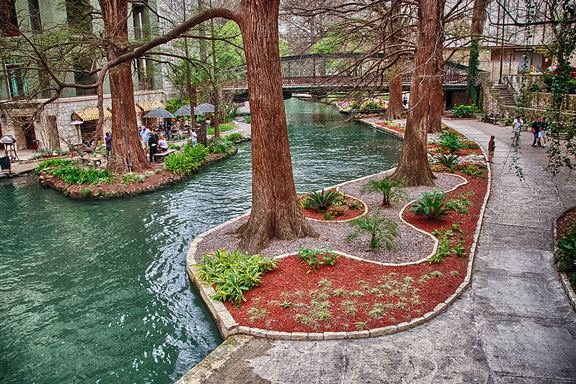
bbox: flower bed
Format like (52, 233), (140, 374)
(214, 167), (489, 334)
(299, 193), (367, 222)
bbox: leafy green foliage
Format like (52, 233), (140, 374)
(207, 123), (235, 135)
(445, 192), (473, 214)
(555, 228), (576, 272)
(79, 188), (92, 198)
(195, 249), (278, 303)
(362, 176), (408, 206)
(36, 158), (76, 173)
(347, 212), (399, 251)
(120, 172), (146, 185)
(305, 189), (343, 212)
(298, 246), (339, 272)
(458, 162), (485, 178)
(207, 138), (234, 154)
(434, 153), (460, 169)
(164, 143), (210, 175)
(450, 104), (480, 118)
(437, 131), (466, 154)
(410, 190), (453, 219)
(225, 133), (246, 142)
(45, 162), (114, 185)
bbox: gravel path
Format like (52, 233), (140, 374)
(193, 171), (464, 264)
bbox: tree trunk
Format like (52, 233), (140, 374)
(428, 51), (445, 133)
(236, 0), (318, 254)
(392, 0), (445, 186)
(468, 0), (490, 104)
(386, 75), (404, 120)
(100, 0), (150, 174)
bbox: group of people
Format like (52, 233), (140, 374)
(139, 126), (169, 162)
(511, 116), (548, 147)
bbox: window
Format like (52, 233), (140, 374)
(28, 0), (42, 33)
(1, 0), (19, 37)
(5, 64), (28, 99)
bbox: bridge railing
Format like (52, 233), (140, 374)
(225, 74), (468, 89)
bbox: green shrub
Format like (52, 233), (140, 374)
(437, 131), (466, 154)
(36, 158), (76, 173)
(207, 138), (234, 153)
(120, 172), (146, 185)
(451, 104), (480, 118)
(347, 211), (399, 251)
(79, 188), (92, 198)
(168, 143), (181, 150)
(164, 143), (209, 175)
(445, 193), (473, 214)
(361, 176), (408, 207)
(410, 190), (453, 220)
(225, 133), (245, 142)
(47, 163), (114, 185)
(195, 249), (278, 303)
(458, 162), (485, 177)
(554, 228), (576, 273)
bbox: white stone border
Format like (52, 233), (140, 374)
(185, 125), (492, 341)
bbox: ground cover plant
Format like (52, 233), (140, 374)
(207, 123), (235, 135)
(554, 225), (576, 285)
(346, 212), (399, 251)
(196, 249), (278, 303)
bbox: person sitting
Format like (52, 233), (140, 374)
(157, 135), (168, 152)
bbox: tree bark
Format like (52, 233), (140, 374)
(428, 51), (445, 133)
(386, 75), (404, 120)
(392, 0), (445, 186)
(99, 0), (150, 174)
(236, 0), (318, 254)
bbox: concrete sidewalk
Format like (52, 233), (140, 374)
(179, 119), (576, 384)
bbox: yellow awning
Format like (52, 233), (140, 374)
(75, 107), (112, 121)
(137, 100), (164, 112)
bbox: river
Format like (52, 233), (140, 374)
(0, 98), (401, 383)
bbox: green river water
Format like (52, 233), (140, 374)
(0, 99), (401, 383)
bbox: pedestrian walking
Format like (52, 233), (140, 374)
(191, 127), (198, 147)
(531, 117), (542, 147)
(488, 135), (495, 163)
(512, 116), (523, 145)
(105, 132), (111, 159)
(539, 116), (548, 148)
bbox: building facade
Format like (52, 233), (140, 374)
(0, 0), (167, 152)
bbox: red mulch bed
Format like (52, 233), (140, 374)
(223, 169), (489, 333)
(375, 122), (405, 136)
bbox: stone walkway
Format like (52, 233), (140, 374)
(179, 119), (576, 384)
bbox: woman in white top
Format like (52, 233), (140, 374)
(157, 135), (168, 152)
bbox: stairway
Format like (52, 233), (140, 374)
(493, 83), (517, 107)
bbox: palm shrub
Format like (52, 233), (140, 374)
(347, 211), (399, 251)
(195, 249), (278, 303)
(410, 190), (453, 220)
(362, 176), (408, 207)
(437, 131), (465, 154)
(305, 189), (343, 212)
(435, 153), (460, 169)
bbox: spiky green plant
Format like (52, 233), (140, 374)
(434, 153), (460, 168)
(362, 176), (408, 207)
(305, 189), (343, 212)
(346, 211), (399, 251)
(410, 190), (453, 220)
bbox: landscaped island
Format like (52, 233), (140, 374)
(187, 125), (490, 338)
(36, 135), (246, 199)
